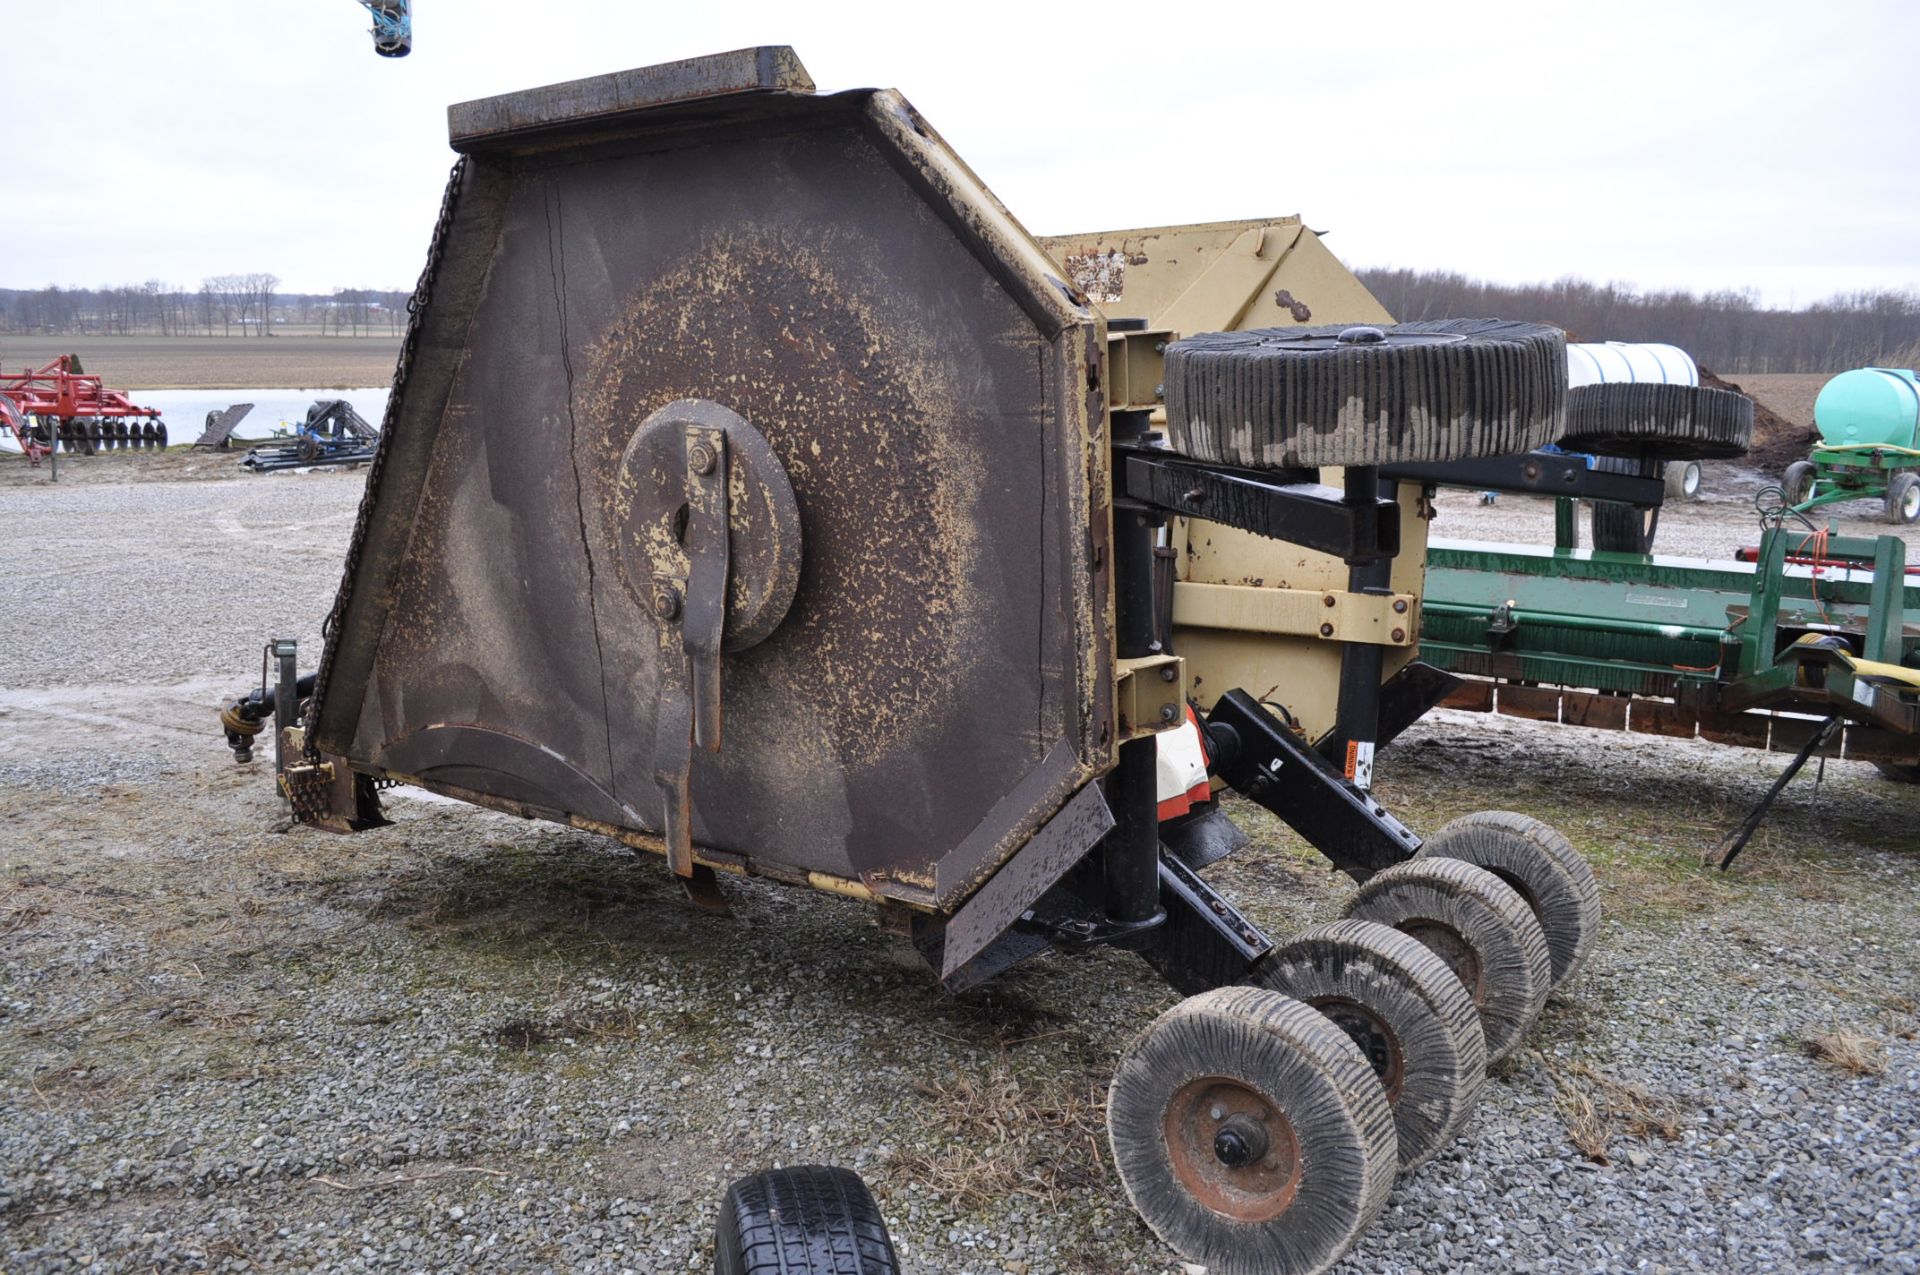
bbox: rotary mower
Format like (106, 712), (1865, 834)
(221, 48), (1623, 1275)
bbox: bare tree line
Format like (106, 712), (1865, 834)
(1357, 270), (1920, 374)
(1, 280), (409, 337)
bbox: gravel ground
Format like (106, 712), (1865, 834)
(2, 471), (1916, 1274)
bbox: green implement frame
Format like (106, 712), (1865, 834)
(1791, 444), (1920, 521)
(1418, 527), (1920, 767)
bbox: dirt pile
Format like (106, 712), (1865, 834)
(1701, 366), (1814, 474)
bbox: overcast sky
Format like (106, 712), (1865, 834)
(4, 1), (1915, 308)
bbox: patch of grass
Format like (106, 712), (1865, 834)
(1804, 1026), (1888, 1076)
(887, 1062), (1106, 1211)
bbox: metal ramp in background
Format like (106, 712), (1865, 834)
(192, 403), (255, 449)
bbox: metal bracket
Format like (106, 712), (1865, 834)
(1106, 327), (1171, 416)
(1134, 853), (1276, 995)
(1115, 653), (1186, 741)
(280, 749), (336, 820)
(1172, 582), (1417, 646)
(1204, 689), (1422, 881)
(654, 424), (731, 878)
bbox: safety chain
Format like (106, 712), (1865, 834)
(304, 156), (469, 760)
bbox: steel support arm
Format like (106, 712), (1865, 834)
(1384, 452), (1667, 507)
(1203, 689), (1422, 881)
(1122, 450), (1400, 560)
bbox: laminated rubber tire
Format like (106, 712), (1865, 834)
(1163, 319), (1567, 469)
(1249, 920), (1487, 1171)
(1342, 858), (1551, 1064)
(1108, 986), (1397, 1275)
(1559, 383), (1754, 460)
(1417, 811), (1600, 987)
(714, 1165), (897, 1275)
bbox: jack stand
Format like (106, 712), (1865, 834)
(1716, 715), (1840, 870)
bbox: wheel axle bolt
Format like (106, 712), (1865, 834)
(652, 586), (682, 620)
(689, 442), (718, 476)
(1212, 1113), (1270, 1168)
(1159, 703), (1180, 724)
(1160, 665), (1178, 683)
(1209, 1105), (1226, 1121)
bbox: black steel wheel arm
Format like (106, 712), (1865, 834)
(1204, 689), (1423, 881)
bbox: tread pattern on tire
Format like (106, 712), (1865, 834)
(1108, 986), (1397, 1275)
(1559, 382), (1755, 460)
(714, 1165), (898, 1275)
(1418, 811), (1601, 987)
(1163, 319), (1567, 469)
(1250, 919), (1487, 1172)
(1342, 857), (1551, 1064)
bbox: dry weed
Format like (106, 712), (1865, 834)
(888, 1063), (1106, 1209)
(1877, 995), (1918, 1042)
(1541, 1055), (1687, 1164)
(1804, 1027), (1887, 1076)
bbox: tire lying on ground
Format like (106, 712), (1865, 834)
(1417, 811), (1601, 987)
(1665, 459), (1702, 500)
(1343, 857), (1551, 1064)
(1108, 985), (1397, 1275)
(714, 1165), (897, 1275)
(1559, 382), (1755, 460)
(1249, 919), (1487, 1172)
(1163, 319), (1567, 469)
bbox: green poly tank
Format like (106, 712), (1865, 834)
(1814, 367), (1920, 448)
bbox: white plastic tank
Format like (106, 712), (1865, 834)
(1566, 341), (1699, 389)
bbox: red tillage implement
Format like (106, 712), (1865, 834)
(0, 354), (165, 463)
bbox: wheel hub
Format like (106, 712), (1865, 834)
(1399, 919), (1485, 1005)
(1312, 995), (1407, 1103)
(1163, 1077), (1301, 1222)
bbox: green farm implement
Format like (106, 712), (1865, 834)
(1416, 521), (1920, 857)
(1784, 367), (1920, 525)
